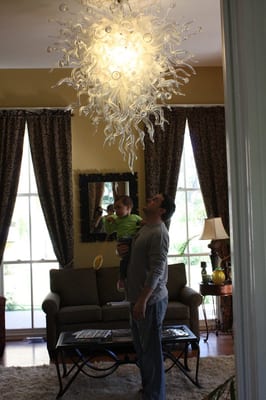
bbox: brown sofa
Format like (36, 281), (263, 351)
(42, 263), (202, 358)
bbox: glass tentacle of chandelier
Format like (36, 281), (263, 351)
(48, 0), (198, 171)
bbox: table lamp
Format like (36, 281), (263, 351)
(200, 217), (229, 271)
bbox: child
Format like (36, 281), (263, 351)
(104, 195), (142, 291)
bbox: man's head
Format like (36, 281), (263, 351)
(144, 193), (175, 222)
(160, 193), (176, 221)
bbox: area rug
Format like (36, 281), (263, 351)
(0, 356), (235, 400)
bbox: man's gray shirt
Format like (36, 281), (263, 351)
(126, 222), (169, 305)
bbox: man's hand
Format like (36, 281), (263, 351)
(133, 287), (153, 320)
(133, 299), (147, 320)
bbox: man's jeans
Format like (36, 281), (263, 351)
(130, 297), (168, 400)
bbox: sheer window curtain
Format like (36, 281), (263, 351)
(0, 110), (26, 263)
(26, 110), (73, 268)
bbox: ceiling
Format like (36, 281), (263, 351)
(0, 0), (223, 69)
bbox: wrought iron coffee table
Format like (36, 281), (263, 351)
(54, 325), (200, 398)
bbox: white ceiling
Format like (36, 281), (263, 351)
(0, 0), (222, 69)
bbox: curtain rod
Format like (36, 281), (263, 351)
(0, 104), (224, 110)
(166, 104), (224, 107)
(0, 107), (69, 110)
(0, 104), (224, 113)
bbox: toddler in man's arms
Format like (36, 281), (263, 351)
(104, 195), (142, 291)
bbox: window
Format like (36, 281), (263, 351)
(168, 121), (210, 291)
(3, 125), (58, 332)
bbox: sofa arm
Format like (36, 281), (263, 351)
(179, 286), (202, 307)
(42, 292), (60, 315)
(42, 292), (61, 359)
(179, 286), (202, 338)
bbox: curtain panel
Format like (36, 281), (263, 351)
(144, 106), (229, 246)
(0, 110), (26, 263)
(26, 110), (73, 268)
(187, 106), (229, 234)
(144, 107), (187, 202)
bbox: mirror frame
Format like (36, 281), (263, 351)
(79, 172), (139, 242)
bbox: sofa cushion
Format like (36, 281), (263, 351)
(167, 264), (187, 301)
(96, 267), (125, 305)
(58, 305), (102, 324)
(165, 301), (190, 320)
(50, 268), (99, 307)
(102, 303), (130, 322)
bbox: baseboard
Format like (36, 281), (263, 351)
(6, 328), (46, 341)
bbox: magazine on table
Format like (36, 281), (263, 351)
(162, 327), (189, 338)
(72, 329), (112, 340)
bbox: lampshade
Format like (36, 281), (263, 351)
(199, 218), (229, 240)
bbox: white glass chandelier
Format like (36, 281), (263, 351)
(48, 0), (198, 171)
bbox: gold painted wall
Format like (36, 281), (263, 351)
(0, 67), (224, 267)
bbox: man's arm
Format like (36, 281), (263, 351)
(133, 286), (153, 320)
(133, 228), (169, 320)
(117, 240), (152, 319)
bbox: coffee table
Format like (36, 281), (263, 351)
(54, 325), (200, 398)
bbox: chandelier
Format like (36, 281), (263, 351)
(48, 0), (198, 171)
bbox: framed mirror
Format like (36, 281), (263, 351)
(79, 172), (138, 242)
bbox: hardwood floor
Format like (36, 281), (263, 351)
(0, 331), (234, 367)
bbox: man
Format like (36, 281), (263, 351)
(119, 193), (176, 400)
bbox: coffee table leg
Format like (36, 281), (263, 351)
(163, 341), (201, 388)
(54, 349), (83, 398)
(54, 349), (64, 398)
(183, 342), (189, 370)
(183, 340), (201, 387)
(193, 341), (200, 386)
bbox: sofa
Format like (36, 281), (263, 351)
(42, 263), (202, 358)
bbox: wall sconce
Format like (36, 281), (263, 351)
(200, 217), (229, 271)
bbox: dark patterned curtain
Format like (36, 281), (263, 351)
(26, 110), (73, 268)
(187, 107), (230, 320)
(144, 107), (187, 202)
(0, 111), (26, 263)
(187, 106), (229, 234)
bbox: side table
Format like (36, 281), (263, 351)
(199, 282), (233, 342)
